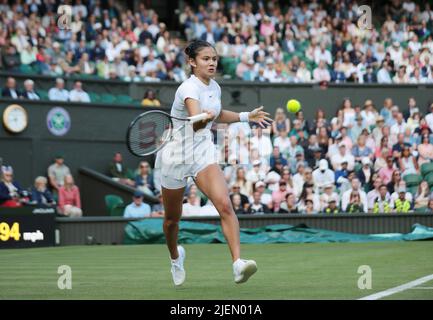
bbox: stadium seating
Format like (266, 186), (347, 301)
(104, 195), (125, 217)
(403, 174), (423, 187)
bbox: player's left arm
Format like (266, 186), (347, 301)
(216, 106), (273, 128)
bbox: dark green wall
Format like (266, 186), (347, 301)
(0, 99), (156, 189)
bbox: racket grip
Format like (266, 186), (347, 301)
(188, 113), (209, 124)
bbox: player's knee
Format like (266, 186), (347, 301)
(164, 216), (180, 228)
(218, 198), (234, 217)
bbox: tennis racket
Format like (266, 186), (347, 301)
(126, 110), (209, 157)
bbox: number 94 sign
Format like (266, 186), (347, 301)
(0, 222), (21, 241)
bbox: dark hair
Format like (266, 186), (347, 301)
(299, 183), (314, 201)
(184, 40), (213, 60)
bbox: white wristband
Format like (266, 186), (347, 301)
(239, 112), (250, 122)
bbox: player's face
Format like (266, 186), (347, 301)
(193, 47), (218, 78)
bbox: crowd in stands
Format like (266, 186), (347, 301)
(180, 0), (433, 83)
(1, 0), (432, 84)
(0, 155), (82, 217)
(143, 96), (433, 216)
(0, 0), (187, 82)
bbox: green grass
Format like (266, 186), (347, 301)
(1, 242), (433, 300)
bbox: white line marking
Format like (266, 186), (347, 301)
(358, 274), (433, 300)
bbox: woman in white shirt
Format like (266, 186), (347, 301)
(158, 40), (272, 286)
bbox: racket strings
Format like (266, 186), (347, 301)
(128, 112), (173, 156)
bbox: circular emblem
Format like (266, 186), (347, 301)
(47, 107), (71, 136)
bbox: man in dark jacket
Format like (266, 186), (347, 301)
(1, 77), (22, 99)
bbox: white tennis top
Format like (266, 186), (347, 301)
(156, 75), (222, 180)
(171, 74), (222, 131)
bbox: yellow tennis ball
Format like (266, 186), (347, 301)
(287, 99), (301, 113)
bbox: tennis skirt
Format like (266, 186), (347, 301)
(155, 129), (218, 189)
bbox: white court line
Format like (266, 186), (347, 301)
(358, 274), (433, 300)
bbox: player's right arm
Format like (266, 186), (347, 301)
(185, 97), (214, 131)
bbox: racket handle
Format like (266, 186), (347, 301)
(188, 113), (209, 124)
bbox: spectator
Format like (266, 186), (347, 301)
(69, 81), (91, 103)
(399, 146), (418, 177)
(323, 198), (339, 214)
(229, 184), (249, 210)
(108, 152), (135, 187)
(271, 108), (291, 136)
(48, 155), (71, 194)
(393, 132), (412, 157)
(292, 163), (306, 198)
(134, 161), (155, 196)
(341, 177), (368, 213)
(331, 143), (355, 171)
(247, 190), (270, 214)
(392, 187), (412, 212)
(313, 60), (331, 83)
(352, 135), (373, 163)
(320, 184), (339, 212)
(151, 191), (165, 217)
(358, 157), (374, 187)
(312, 159), (335, 193)
(346, 191), (365, 214)
(232, 193), (247, 215)
(414, 180), (430, 209)
(140, 52), (167, 80)
(253, 181), (273, 209)
(246, 159), (267, 186)
(379, 156), (396, 185)
(363, 65), (377, 83)
(272, 180), (289, 212)
(377, 60), (393, 83)
(182, 190), (202, 217)
(58, 174), (82, 217)
(296, 61), (312, 83)
(78, 52), (95, 75)
(298, 183), (320, 213)
(22, 79), (40, 100)
(123, 190), (152, 218)
(1, 77), (21, 99)
(372, 184), (392, 213)
(141, 90), (161, 107)
(278, 192), (299, 214)
(30, 176), (55, 207)
(418, 134), (433, 166)
(2, 45), (21, 71)
(48, 78), (69, 102)
(301, 198), (315, 214)
(0, 165), (28, 207)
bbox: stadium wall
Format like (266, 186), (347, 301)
(56, 214), (433, 245)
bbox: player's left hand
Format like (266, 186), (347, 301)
(249, 106), (273, 128)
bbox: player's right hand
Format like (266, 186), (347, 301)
(203, 110), (216, 122)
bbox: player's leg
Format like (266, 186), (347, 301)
(194, 164), (240, 261)
(161, 181), (187, 286)
(194, 164), (257, 283)
(161, 185), (185, 259)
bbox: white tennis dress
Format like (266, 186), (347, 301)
(155, 75), (222, 189)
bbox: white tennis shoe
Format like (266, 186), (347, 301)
(170, 245), (186, 286)
(233, 259), (258, 284)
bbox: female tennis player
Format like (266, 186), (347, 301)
(156, 40), (272, 286)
